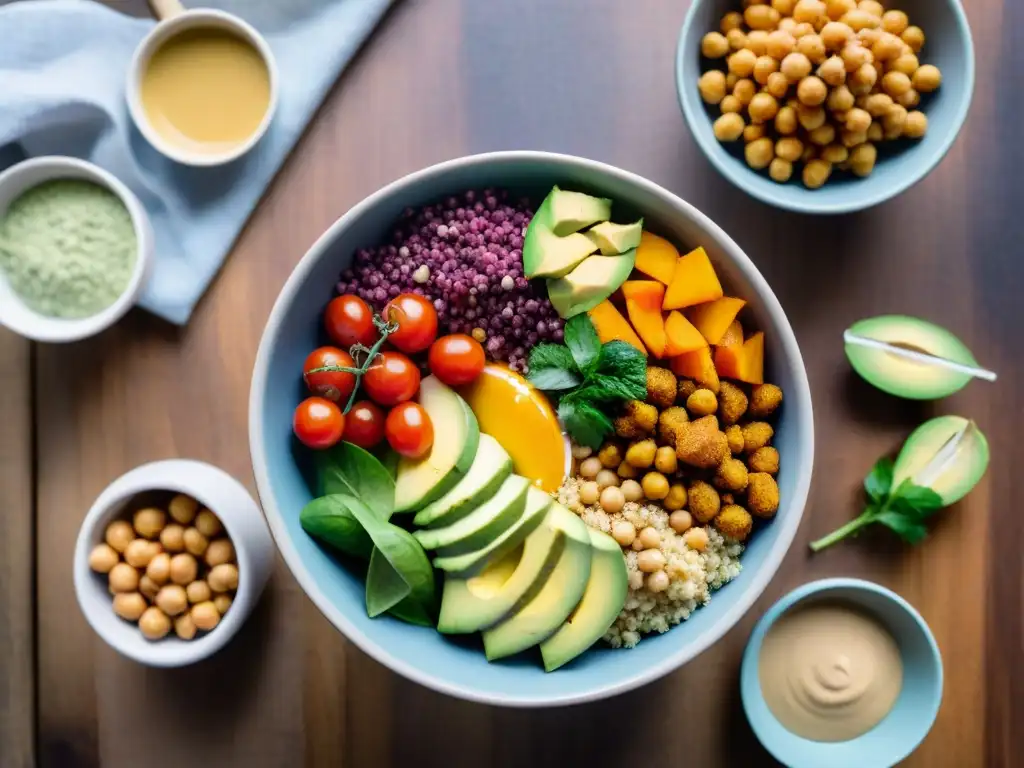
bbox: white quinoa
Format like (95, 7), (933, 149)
(556, 477), (743, 649)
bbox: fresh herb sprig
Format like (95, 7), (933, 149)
(527, 314), (647, 449)
(809, 457), (944, 552)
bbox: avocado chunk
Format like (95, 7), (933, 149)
(482, 505), (592, 659)
(437, 506), (569, 634)
(547, 248), (637, 319)
(394, 377), (480, 513)
(844, 315), (987, 400)
(413, 475), (530, 555)
(539, 528), (627, 672)
(585, 219), (643, 255)
(892, 416), (989, 506)
(413, 434), (513, 528)
(522, 191), (598, 279)
(433, 486), (552, 576)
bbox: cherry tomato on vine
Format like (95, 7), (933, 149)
(303, 347), (356, 402)
(344, 400), (386, 449)
(325, 294), (377, 348)
(382, 293), (438, 354)
(428, 334), (486, 386)
(385, 402), (434, 459)
(363, 351), (421, 406)
(293, 397), (345, 449)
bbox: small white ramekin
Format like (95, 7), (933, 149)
(0, 156), (154, 343)
(73, 460), (275, 668)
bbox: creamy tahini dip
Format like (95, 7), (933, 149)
(758, 601), (903, 742)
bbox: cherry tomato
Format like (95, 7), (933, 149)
(385, 402), (434, 459)
(293, 397), (345, 449)
(344, 400), (386, 449)
(325, 294), (377, 348)
(363, 351), (421, 406)
(303, 347), (356, 402)
(382, 293), (438, 354)
(428, 334), (486, 386)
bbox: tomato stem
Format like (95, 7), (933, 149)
(307, 313), (399, 414)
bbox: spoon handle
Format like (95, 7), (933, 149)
(147, 0), (185, 20)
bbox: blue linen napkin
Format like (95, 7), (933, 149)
(0, 0), (393, 325)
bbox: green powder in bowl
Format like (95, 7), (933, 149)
(0, 179), (138, 319)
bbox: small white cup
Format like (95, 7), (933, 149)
(73, 459), (275, 668)
(126, 1), (279, 167)
(0, 156), (154, 343)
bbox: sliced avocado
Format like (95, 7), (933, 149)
(394, 377), (480, 513)
(539, 529), (627, 672)
(892, 416), (989, 506)
(547, 248), (637, 319)
(547, 187), (612, 236)
(585, 219), (643, 255)
(433, 486), (552, 576)
(482, 505), (592, 659)
(436, 506), (569, 634)
(413, 435), (513, 528)
(523, 192), (597, 279)
(413, 475), (530, 555)
(844, 315), (983, 400)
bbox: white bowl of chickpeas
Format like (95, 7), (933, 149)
(73, 459), (275, 667)
(677, 0), (974, 213)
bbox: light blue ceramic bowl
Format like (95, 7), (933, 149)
(676, 0), (975, 214)
(741, 578), (943, 768)
(249, 151), (814, 706)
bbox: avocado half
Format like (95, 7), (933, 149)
(892, 416), (990, 506)
(844, 315), (983, 400)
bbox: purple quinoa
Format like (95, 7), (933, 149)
(335, 189), (562, 373)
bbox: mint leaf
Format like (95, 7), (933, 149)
(894, 483), (944, 513)
(863, 457), (894, 503)
(558, 399), (613, 449)
(875, 510), (929, 544)
(528, 366), (582, 391)
(564, 314), (601, 376)
(594, 340), (647, 399)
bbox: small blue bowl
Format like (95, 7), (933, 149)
(741, 578), (943, 768)
(677, 0), (975, 214)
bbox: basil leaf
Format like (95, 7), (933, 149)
(315, 442), (395, 520)
(863, 457), (894, 503)
(894, 483), (944, 513)
(558, 399), (613, 449)
(528, 366), (582, 391)
(874, 510), (929, 544)
(564, 314), (601, 376)
(366, 548), (412, 617)
(594, 340), (647, 399)
(386, 591), (436, 627)
(299, 495), (374, 560)
(527, 343), (578, 375)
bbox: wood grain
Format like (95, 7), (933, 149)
(11, 0), (1023, 766)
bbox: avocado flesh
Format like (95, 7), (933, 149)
(482, 505), (592, 660)
(585, 219), (643, 255)
(413, 475), (530, 555)
(413, 434), (513, 528)
(433, 487), (553, 576)
(547, 186), (612, 237)
(539, 528), (628, 672)
(892, 416), (989, 506)
(436, 508), (568, 634)
(845, 315), (979, 400)
(547, 249), (637, 319)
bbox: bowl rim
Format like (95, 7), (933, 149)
(675, 0), (976, 214)
(739, 577), (944, 767)
(248, 150), (815, 707)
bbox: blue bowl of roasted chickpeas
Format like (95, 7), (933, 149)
(677, 0), (974, 214)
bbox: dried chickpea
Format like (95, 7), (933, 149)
(646, 571), (670, 594)
(796, 34), (827, 64)
(611, 520), (636, 547)
(213, 593), (232, 615)
(654, 446), (678, 474)
(89, 543), (119, 574)
(791, 21), (815, 38)
(775, 105), (799, 134)
(641, 471), (670, 501)
(890, 52), (919, 76)
(778, 16), (798, 34)
(765, 30), (795, 60)
(817, 55), (846, 86)
(698, 70), (728, 104)
(765, 72), (790, 99)
(720, 94), (744, 114)
(579, 480), (600, 506)
(595, 469), (619, 490)
(714, 112), (746, 141)
(901, 25), (925, 53)
(113, 592), (148, 622)
(745, 137), (775, 169)
(748, 93), (779, 124)
(637, 549), (666, 573)
(721, 10), (744, 33)
(728, 49), (758, 78)
(844, 107), (871, 133)
(867, 121), (883, 141)
(109, 562), (139, 593)
(797, 104), (827, 130)
(683, 527), (709, 552)
(826, 84), (854, 113)
(871, 31), (904, 62)
(155, 584), (188, 617)
(747, 5), (781, 31)
(727, 28), (748, 51)
(897, 88), (920, 108)
(195, 509), (222, 538)
(205, 538), (235, 568)
(825, 0), (855, 19)
(820, 143), (849, 163)
(801, 143), (817, 162)
(169, 553), (198, 586)
(820, 21), (853, 51)
(663, 484), (688, 511)
(183, 527), (208, 557)
(881, 70), (912, 97)
(139, 575), (160, 601)
(733, 77), (757, 105)
(702, 31), (730, 59)
(124, 539), (158, 569)
(880, 9), (908, 35)
(772, 0), (796, 13)
(579, 456), (602, 478)
(191, 602), (220, 632)
(133, 507), (166, 540)
(768, 158), (793, 183)
(840, 42), (873, 73)
(848, 142), (877, 176)
(620, 479), (643, 503)
(841, 9), (879, 32)
(625, 439), (657, 468)
(792, 0), (824, 24)
(912, 64), (941, 93)
(802, 159), (832, 188)
(139, 607), (171, 640)
(808, 123), (836, 145)
(849, 62), (877, 93)
(753, 56), (779, 86)
(208, 563), (239, 593)
(669, 510), (693, 534)
(105, 520), (134, 553)
(746, 30), (770, 56)
(863, 92), (893, 116)
(159, 523), (186, 553)
(617, 461), (639, 479)
(882, 104), (908, 137)
(186, 579), (212, 604)
(726, 72), (739, 90)
(600, 486), (626, 514)
(775, 136), (804, 161)
(745, 123), (767, 142)
(903, 110), (927, 138)
(856, 26), (882, 46)
(858, 0), (883, 17)
(146, 552), (171, 585)
(841, 128), (868, 147)
(780, 52), (812, 82)
(168, 493), (198, 525)
(174, 613), (197, 641)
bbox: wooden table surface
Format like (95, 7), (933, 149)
(2, 0), (1021, 766)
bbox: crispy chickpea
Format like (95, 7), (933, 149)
(866, 121), (883, 142)
(597, 442), (622, 469)
(808, 123), (836, 146)
(646, 571), (670, 594)
(780, 52), (812, 82)
(841, 128), (868, 147)
(146, 552), (171, 585)
(903, 110), (928, 138)
(745, 137), (775, 169)
(595, 469), (619, 490)
(600, 486), (626, 514)
(795, 34), (827, 64)
(169, 553), (198, 586)
(139, 607), (171, 640)
(174, 613), (197, 641)
(663, 484), (688, 512)
(89, 543), (119, 574)
(686, 389), (718, 417)
(883, 104), (908, 137)
(746, 30), (770, 57)
(159, 523), (186, 553)
(912, 64), (941, 93)
(213, 594), (232, 615)
(765, 72), (790, 99)
(579, 480), (600, 506)
(571, 443), (593, 460)
(844, 107), (871, 133)
(721, 10), (744, 33)
(820, 143), (849, 164)
(881, 70), (911, 97)
(901, 25), (925, 53)
(183, 527), (208, 557)
(802, 159), (832, 188)
(191, 601), (221, 632)
(775, 105), (799, 134)
(105, 520), (134, 553)
(849, 142), (877, 177)
(897, 88), (920, 108)
(820, 21), (852, 51)
(208, 563), (239, 593)
(768, 158), (793, 183)
(841, 9), (879, 32)
(108, 562), (139, 593)
(890, 52), (919, 76)
(714, 112), (746, 141)
(112, 592), (147, 622)
(793, 0), (824, 24)
(133, 507), (166, 540)
(155, 584), (188, 617)
(702, 31), (730, 59)
(669, 510), (693, 534)
(195, 509), (222, 538)
(637, 549), (666, 573)
(641, 471), (670, 501)
(746, 4), (780, 31)
(753, 56), (779, 86)
(726, 28), (748, 52)
(186, 579), (212, 604)
(620, 479), (643, 503)
(817, 55), (846, 86)
(611, 520), (636, 547)
(698, 70), (728, 104)
(849, 62), (877, 93)
(765, 30), (796, 60)
(720, 94), (744, 114)
(654, 446), (678, 475)
(734, 78), (757, 106)
(625, 439), (657, 468)
(168, 493), (198, 525)
(683, 527), (709, 552)
(744, 123), (767, 142)
(205, 538), (235, 568)
(775, 136), (804, 162)
(617, 461), (639, 479)
(579, 456), (602, 479)
(797, 104), (827, 130)
(728, 49), (758, 79)
(139, 575), (160, 602)
(749, 446), (781, 474)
